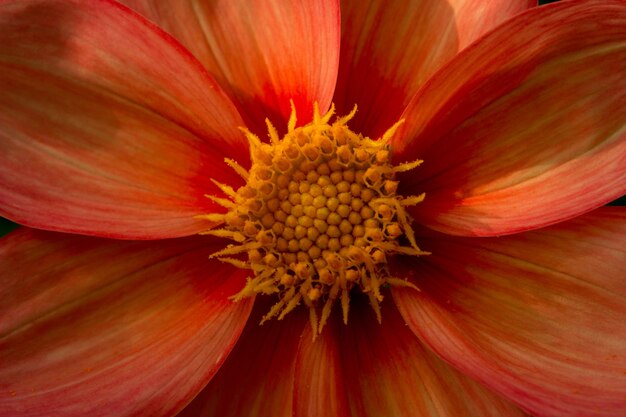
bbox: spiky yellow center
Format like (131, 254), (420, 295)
(200, 104), (426, 334)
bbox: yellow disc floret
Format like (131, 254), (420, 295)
(199, 102), (427, 335)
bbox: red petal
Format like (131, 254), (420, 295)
(0, 228), (253, 417)
(120, 0), (340, 133)
(294, 298), (527, 417)
(394, 0), (626, 236)
(176, 300), (307, 417)
(0, 0), (247, 239)
(293, 318), (350, 417)
(334, 0), (534, 137)
(394, 207), (626, 417)
(450, 0), (537, 49)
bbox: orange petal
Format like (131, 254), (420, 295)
(0, 228), (253, 417)
(0, 0), (247, 239)
(293, 318), (350, 417)
(121, 0), (340, 133)
(394, 207), (626, 417)
(395, 0), (626, 236)
(175, 299), (307, 417)
(334, 0), (534, 137)
(449, 0), (537, 49)
(294, 298), (527, 417)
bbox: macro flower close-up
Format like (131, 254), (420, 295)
(1, 0), (625, 416)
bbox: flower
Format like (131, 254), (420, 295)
(0, 0), (625, 416)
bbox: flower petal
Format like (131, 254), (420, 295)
(120, 0), (340, 133)
(0, 228), (253, 417)
(449, 0), (537, 48)
(293, 318), (350, 417)
(294, 298), (527, 417)
(394, 207), (626, 417)
(334, 0), (534, 137)
(0, 0), (247, 239)
(395, 0), (626, 236)
(176, 300), (307, 417)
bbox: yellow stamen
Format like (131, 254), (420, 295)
(224, 158), (249, 180)
(199, 102), (425, 335)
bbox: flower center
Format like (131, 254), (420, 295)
(201, 103), (426, 334)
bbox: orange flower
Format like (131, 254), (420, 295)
(1, 1), (625, 416)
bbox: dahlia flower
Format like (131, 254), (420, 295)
(1, 0), (625, 416)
